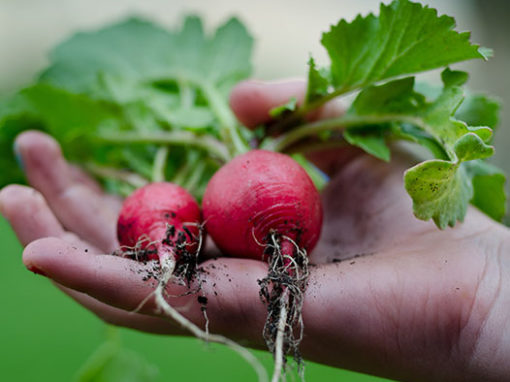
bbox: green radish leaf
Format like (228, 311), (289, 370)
(153, 106), (215, 130)
(344, 126), (390, 162)
(453, 133), (494, 162)
(40, 18), (176, 95)
(391, 123), (448, 160)
(321, 0), (489, 92)
(206, 17), (254, 87)
(0, 16), (254, 198)
(0, 84), (123, 185)
(343, 68), (498, 227)
(305, 57), (330, 104)
(405, 158), (507, 227)
(269, 97), (298, 118)
(347, 76), (422, 116)
(416, 84), (501, 133)
(40, 16), (253, 99)
(404, 159), (472, 228)
(440, 68), (469, 87)
(455, 93), (501, 130)
(464, 160), (507, 221)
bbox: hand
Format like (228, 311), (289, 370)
(1, 80), (509, 382)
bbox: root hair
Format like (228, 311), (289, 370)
(258, 232), (309, 381)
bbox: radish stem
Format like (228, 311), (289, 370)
(98, 130), (230, 162)
(201, 81), (249, 156)
(152, 146), (169, 182)
(86, 163), (149, 188)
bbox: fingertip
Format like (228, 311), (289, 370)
(0, 184), (38, 218)
(15, 130), (62, 161)
(22, 237), (61, 275)
(0, 184), (68, 246)
(230, 79), (306, 128)
(15, 131), (73, 200)
(229, 80), (266, 128)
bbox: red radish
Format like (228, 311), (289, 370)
(116, 182), (268, 382)
(116, 182), (203, 322)
(203, 150), (322, 260)
(117, 182), (201, 269)
(203, 150), (323, 382)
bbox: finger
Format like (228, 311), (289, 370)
(68, 164), (103, 194)
(0, 184), (93, 250)
(230, 79), (307, 128)
(230, 79), (346, 129)
(58, 285), (178, 335)
(15, 131), (118, 252)
(68, 164), (123, 214)
(23, 237), (269, 344)
(0, 185), (65, 245)
(230, 80), (353, 175)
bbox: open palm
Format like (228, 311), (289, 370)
(1, 80), (509, 382)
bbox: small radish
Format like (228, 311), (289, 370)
(117, 182), (202, 283)
(116, 182), (268, 382)
(203, 150), (323, 381)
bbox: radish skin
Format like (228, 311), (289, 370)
(203, 150), (322, 260)
(117, 182), (201, 263)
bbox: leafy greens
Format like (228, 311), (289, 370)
(267, 0), (504, 228)
(0, 0), (505, 227)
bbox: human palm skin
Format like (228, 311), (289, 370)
(1, 80), (509, 382)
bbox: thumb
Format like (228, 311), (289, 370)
(229, 79), (307, 129)
(229, 79), (359, 175)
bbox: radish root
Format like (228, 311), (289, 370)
(272, 288), (289, 382)
(259, 232), (309, 381)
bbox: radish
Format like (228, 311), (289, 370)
(117, 182), (202, 282)
(117, 182), (268, 382)
(203, 150), (323, 381)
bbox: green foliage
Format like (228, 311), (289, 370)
(336, 66), (501, 227)
(344, 126), (390, 162)
(319, 0), (488, 93)
(464, 160), (507, 221)
(293, 0), (504, 228)
(40, 17), (253, 97)
(269, 97), (298, 118)
(305, 57), (329, 105)
(0, 16), (254, 198)
(404, 160), (472, 228)
(0, 0), (505, 228)
(456, 93), (501, 130)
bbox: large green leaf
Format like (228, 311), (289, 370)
(320, 0), (489, 92)
(40, 16), (253, 98)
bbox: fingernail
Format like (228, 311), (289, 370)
(13, 142), (24, 171)
(26, 264), (47, 277)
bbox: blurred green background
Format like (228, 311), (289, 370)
(1, 0), (509, 381)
